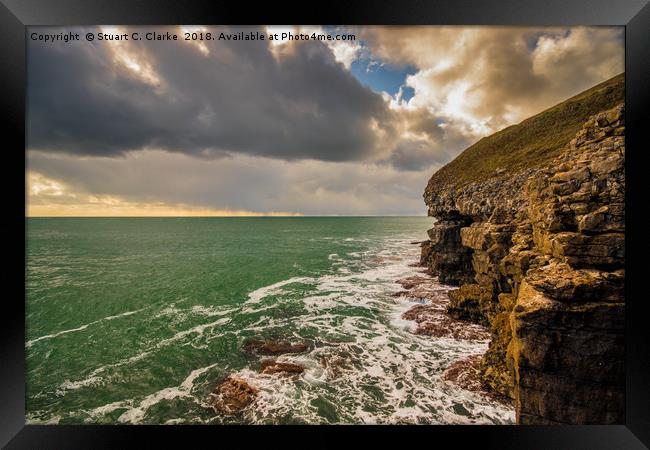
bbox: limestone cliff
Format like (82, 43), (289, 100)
(421, 74), (625, 424)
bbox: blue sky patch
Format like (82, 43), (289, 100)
(349, 57), (417, 100)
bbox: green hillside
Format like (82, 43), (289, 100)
(426, 73), (624, 193)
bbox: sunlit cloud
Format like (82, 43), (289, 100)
(179, 25), (210, 55)
(99, 26), (162, 88)
(360, 26), (623, 139)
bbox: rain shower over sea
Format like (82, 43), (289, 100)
(26, 217), (514, 424)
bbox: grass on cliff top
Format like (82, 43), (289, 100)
(426, 73), (624, 193)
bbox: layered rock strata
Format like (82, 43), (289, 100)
(421, 104), (625, 424)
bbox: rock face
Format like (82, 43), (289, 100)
(421, 103), (625, 424)
(422, 215), (476, 285)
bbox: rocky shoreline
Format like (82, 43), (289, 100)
(394, 273), (490, 341)
(394, 267), (513, 407)
(206, 255), (514, 420)
(419, 103), (625, 424)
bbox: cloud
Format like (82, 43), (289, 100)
(28, 26), (395, 162)
(26, 173), (304, 217)
(379, 98), (473, 171)
(360, 26), (623, 140)
(26, 26), (624, 215)
(28, 150), (433, 216)
(531, 28), (625, 94)
(385, 139), (447, 172)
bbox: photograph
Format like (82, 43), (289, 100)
(23, 24), (628, 426)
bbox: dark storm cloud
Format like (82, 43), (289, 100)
(27, 26), (395, 162)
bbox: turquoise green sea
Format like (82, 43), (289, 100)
(26, 217), (514, 424)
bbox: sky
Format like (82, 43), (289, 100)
(26, 26), (624, 216)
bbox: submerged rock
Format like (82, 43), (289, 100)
(396, 275), (431, 289)
(209, 376), (258, 414)
(318, 350), (358, 380)
(443, 354), (512, 405)
(402, 303), (490, 340)
(243, 339), (310, 355)
(394, 274), (450, 303)
(259, 359), (305, 376)
(442, 354), (484, 392)
(396, 270), (490, 340)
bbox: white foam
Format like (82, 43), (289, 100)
(57, 375), (104, 394)
(55, 316), (229, 396)
(26, 413), (62, 425)
(115, 363), (220, 424)
(84, 400), (134, 422)
(190, 305), (237, 317)
(155, 318), (230, 347)
(245, 276), (314, 304)
(26, 307), (147, 348)
(56, 349), (155, 395)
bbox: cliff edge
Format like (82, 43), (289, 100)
(421, 73), (625, 424)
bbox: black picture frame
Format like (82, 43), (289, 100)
(2, 0), (649, 448)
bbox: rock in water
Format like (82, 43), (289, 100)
(395, 275), (431, 289)
(209, 376), (258, 414)
(442, 354), (485, 393)
(259, 359), (305, 376)
(242, 339), (310, 355)
(402, 303), (490, 340)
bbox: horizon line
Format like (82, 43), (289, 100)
(26, 214), (430, 218)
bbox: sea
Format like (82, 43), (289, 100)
(26, 217), (514, 425)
